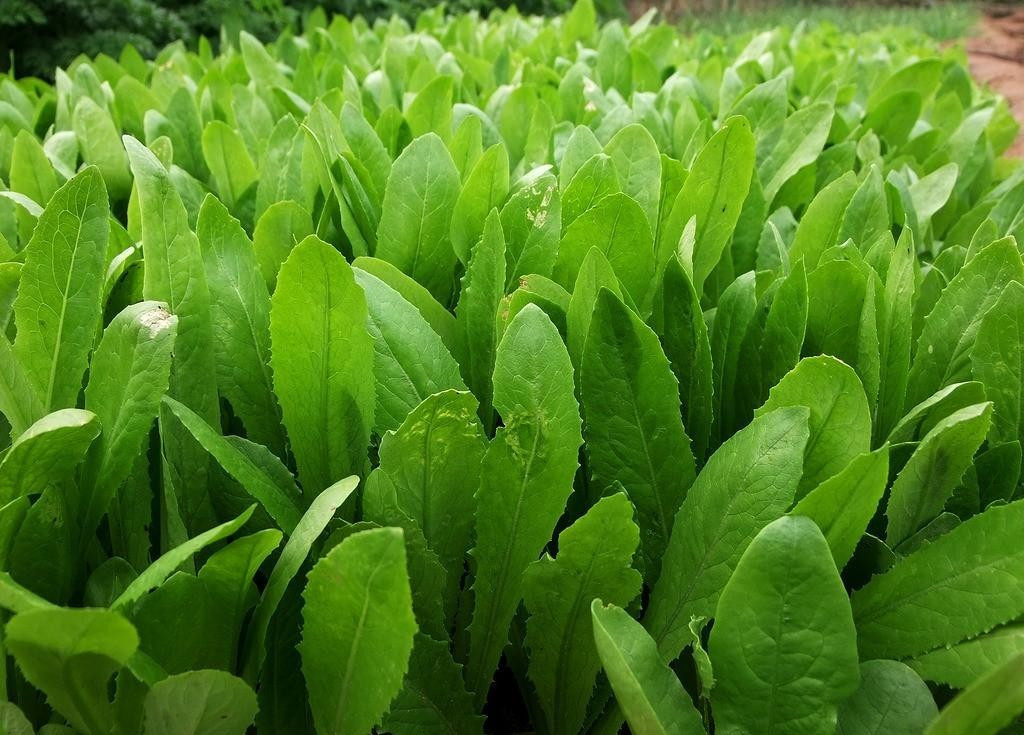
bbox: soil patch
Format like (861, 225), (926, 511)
(967, 7), (1024, 156)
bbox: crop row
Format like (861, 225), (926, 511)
(0, 3), (1022, 734)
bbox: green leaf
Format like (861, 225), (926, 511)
(301, 527), (417, 735)
(887, 381), (988, 445)
(710, 272), (758, 443)
(124, 135), (220, 533)
(791, 448), (890, 568)
(143, 670), (257, 735)
(466, 304), (582, 704)
(885, 402), (991, 547)
(591, 600), (706, 735)
(971, 280), (1024, 446)
(252, 200), (314, 290)
(852, 499), (1024, 660)
(201, 121), (258, 212)
(876, 226), (917, 440)
(376, 133), (461, 303)
(756, 356), (872, 500)
(907, 238), (1024, 410)
(788, 172), (858, 269)
(270, 235), (374, 496)
(910, 625), (1024, 688)
(500, 171), (561, 289)
(643, 407), (809, 663)
(451, 144), (509, 264)
(523, 493), (642, 735)
(341, 102), (391, 199)
(161, 396), (302, 534)
(241, 476), (358, 685)
(838, 166), (889, 250)
(6, 608), (138, 735)
(200, 528), (284, 675)
(735, 262), (809, 424)
(111, 505), (255, 611)
(582, 289), (695, 577)
(456, 209), (506, 428)
(354, 268), (467, 433)
(709, 516), (860, 735)
(605, 123), (662, 232)
(377, 390), (485, 611)
(196, 195), (285, 455)
(0, 335), (44, 438)
(79, 302), (176, 545)
(661, 115), (754, 293)
(12, 166), (108, 414)
(353, 256), (462, 361)
(924, 653), (1024, 735)
(9, 130), (57, 244)
(566, 246), (624, 367)
(407, 76), (454, 142)
(561, 154), (621, 233)
(760, 102), (833, 203)
(382, 634), (484, 735)
(554, 192), (654, 311)
(0, 408), (98, 507)
(836, 660), (937, 735)
(72, 99), (131, 202)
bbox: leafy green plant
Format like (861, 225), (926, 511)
(0, 1), (1023, 733)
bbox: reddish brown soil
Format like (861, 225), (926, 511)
(967, 7), (1024, 156)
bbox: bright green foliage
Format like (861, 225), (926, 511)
(853, 500), (1024, 660)
(644, 407), (809, 663)
(142, 670), (258, 735)
(581, 290), (694, 577)
(523, 493), (642, 734)
(300, 527), (417, 735)
(837, 661), (937, 735)
(1, 4), (1024, 733)
(270, 235), (374, 496)
(709, 516), (859, 734)
(6, 608), (138, 735)
(13, 167), (108, 416)
(466, 304), (581, 702)
(756, 356), (871, 499)
(592, 599), (706, 735)
(924, 654), (1024, 735)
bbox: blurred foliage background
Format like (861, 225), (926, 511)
(0, 0), (993, 79)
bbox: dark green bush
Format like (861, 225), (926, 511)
(0, 0), (622, 79)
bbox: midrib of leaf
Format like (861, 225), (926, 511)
(598, 203), (625, 261)
(42, 196), (90, 410)
(407, 154), (435, 277)
(471, 424), (542, 699)
(332, 560), (385, 735)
